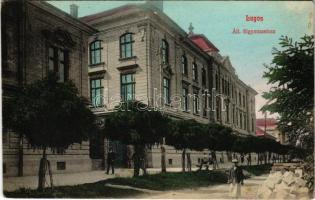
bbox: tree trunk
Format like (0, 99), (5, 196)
(18, 133), (23, 177)
(186, 153), (192, 172)
(133, 145), (146, 176)
(161, 145), (166, 173)
(133, 147), (140, 177)
(181, 149), (186, 172)
(47, 160), (54, 189)
(142, 146), (147, 175)
(38, 148), (47, 191)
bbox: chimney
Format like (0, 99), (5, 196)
(70, 4), (78, 18)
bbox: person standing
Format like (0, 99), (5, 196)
(228, 159), (245, 199)
(106, 148), (115, 175)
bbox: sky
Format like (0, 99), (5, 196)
(49, 1), (313, 118)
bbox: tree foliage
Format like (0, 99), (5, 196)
(104, 101), (170, 146)
(261, 35), (314, 149)
(3, 73), (97, 151)
(166, 119), (207, 151)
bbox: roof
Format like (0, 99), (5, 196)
(38, 1), (97, 34)
(80, 4), (136, 23)
(256, 127), (276, 140)
(188, 34), (219, 52)
(256, 118), (277, 127)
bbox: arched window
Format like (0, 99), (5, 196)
(161, 39), (169, 64)
(120, 33), (134, 59)
(181, 55), (187, 75)
(90, 40), (102, 65)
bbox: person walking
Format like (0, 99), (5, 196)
(106, 148), (116, 175)
(228, 159), (245, 199)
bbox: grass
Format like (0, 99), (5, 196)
(105, 170), (228, 191)
(4, 184), (142, 198)
(242, 164), (272, 176)
(4, 170), (228, 198)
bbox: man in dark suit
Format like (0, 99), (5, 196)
(106, 148), (116, 175)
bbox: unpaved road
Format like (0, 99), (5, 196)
(110, 175), (268, 199)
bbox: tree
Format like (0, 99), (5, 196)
(166, 119), (208, 172)
(3, 74), (96, 191)
(104, 101), (170, 176)
(261, 35), (314, 149)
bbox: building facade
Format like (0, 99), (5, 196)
(2, 1), (96, 176)
(256, 118), (288, 144)
(80, 2), (258, 168)
(2, 1), (259, 175)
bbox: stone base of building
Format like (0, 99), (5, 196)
(3, 154), (93, 177)
(146, 145), (259, 168)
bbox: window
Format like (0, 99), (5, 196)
(203, 90), (208, 117)
(216, 97), (220, 121)
(239, 92), (242, 106)
(232, 106), (235, 123)
(215, 74), (219, 92)
(90, 79), (103, 107)
(202, 68), (206, 86)
(182, 87), (189, 111)
(161, 39), (169, 64)
(168, 159), (173, 165)
(57, 161), (66, 170)
(228, 82), (230, 96)
(48, 46), (68, 82)
(121, 74), (135, 101)
(90, 40), (102, 65)
(244, 114), (247, 130)
(181, 55), (188, 75)
(120, 33), (134, 59)
(163, 78), (170, 104)
(240, 112), (243, 129)
(226, 103), (229, 123)
(222, 78), (225, 94)
(243, 95), (246, 107)
(192, 62), (198, 81)
(193, 90), (199, 114)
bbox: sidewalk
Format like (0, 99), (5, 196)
(3, 163), (239, 192)
(3, 167), (201, 192)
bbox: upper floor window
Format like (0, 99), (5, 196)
(182, 87), (189, 111)
(215, 74), (219, 91)
(203, 90), (208, 117)
(239, 92), (242, 106)
(161, 39), (169, 64)
(202, 68), (206, 86)
(120, 33), (134, 59)
(121, 73), (135, 101)
(181, 55), (188, 75)
(90, 79), (103, 107)
(90, 40), (102, 65)
(163, 78), (170, 104)
(193, 90), (199, 114)
(49, 46), (68, 82)
(192, 62), (198, 81)
(243, 95), (246, 107)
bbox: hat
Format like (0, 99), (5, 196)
(232, 159), (238, 163)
